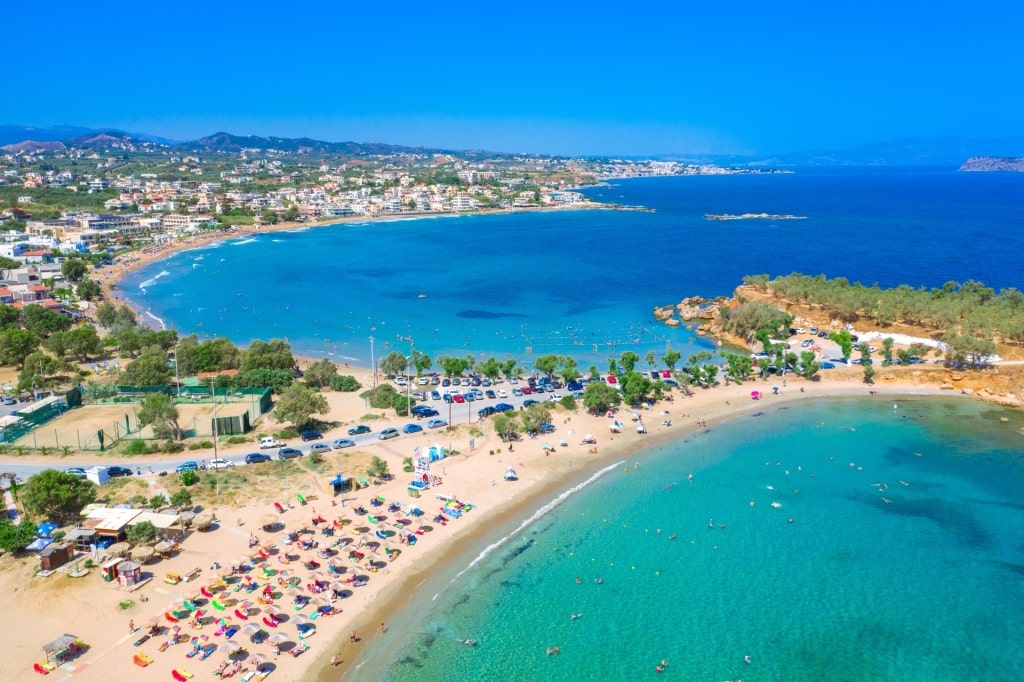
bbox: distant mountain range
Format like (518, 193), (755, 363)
(2, 124), (1024, 167)
(0, 125), (501, 160)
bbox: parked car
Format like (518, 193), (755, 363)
(485, 389), (497, 400)
(441, 378), (451, 387)
(566, 381), (584, 392)
(572, 391), (585, 399)
(452, 394), (465, 403)
(497, 389), (508, 398)
(494, 402), (515, 412)
(278, 448), (303, 459)
(379, 428), (399, 440)
(443, 393), (453, 403)
(331, 438), (356, 449)
(512, 388), (523, 396)
(416, 408), (440, 418)
(431, 390), (442, 401)
(65, 467), (87, 478)
(309, 443), (331, 454)
(2, 396), (14, 405)
(244, 453), (272, 464)
(411, 404), (437, 416)
(523, 399), (539, 407)
(462, 392), (475, 402)
(820, 361), (836, 369)
(348, 425), (372, 436)
(403, 423), (424, 434)
(477, 406), (497, 418)
(520, 386), (535, 395)
(207, 458), (235, 469)
(176, 461), (199, 473)
(426, 418), (448, 429)
(108, 466), (133, 477)
(300, 429), (323, 441)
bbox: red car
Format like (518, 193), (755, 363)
(520, 386), (535, 394)
(606, 375), (618, 384)
(452, 394), (466, 403)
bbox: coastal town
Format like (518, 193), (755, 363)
(0, 132), (780, 253)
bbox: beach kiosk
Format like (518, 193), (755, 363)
(39, 543), (73, 571)
(101, 557), (123, 583)
(117, 560), (142, 587)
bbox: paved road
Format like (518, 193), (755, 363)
(0, 380), (566, 484)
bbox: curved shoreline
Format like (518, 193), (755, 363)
(311, 378), (956, 681)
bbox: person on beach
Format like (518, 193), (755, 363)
(129, 619), (135, 633)
(349, 630), (357, 643)
(380, 621), (386, 634)
(331, 654), (341, 667)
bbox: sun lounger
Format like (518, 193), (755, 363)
(33, 662), (51, 675)
(172, 670), (193, 681)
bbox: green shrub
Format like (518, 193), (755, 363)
(124, 439), (148, 455)
(187, 443), (201, 450)
(330, 374), (362, 392)
(559, 395), (578, 410)
(161, 440), (185, 453)
(274, 428), (298, 440)
(52, 530), (66, 541)
(227, 436), (247, 445)
(179, 470), (198, 486)
(308, 451), (323, 465)
(197, 441), (214, 449)
(128, 494), (148, 506)
(149, 494), (167, 508)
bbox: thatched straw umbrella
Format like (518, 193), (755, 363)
(153, 540), (173, 555)
(240, 623), (262, 637)
(107, 542), (131, 558)
(218, 640), (242, 654)
(131, 546), (155, 563)
(193, 513), (214, 531)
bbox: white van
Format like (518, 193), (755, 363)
(259, 436), (283, 449)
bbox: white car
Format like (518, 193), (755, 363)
(207, 458), (235, 469)
(497, 389), (508, 398)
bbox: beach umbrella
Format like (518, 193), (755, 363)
(130, 546), (155, 563)
(285, 587), (304, 598)
(310, 597), (330, 608)
(249, 653), (268, 667)
(240, 623), (262, 636)
(259, 514), (279, 529)
(267, 633), (288, 645)
(218, 640), (242, 653)
(264, 605), (282, 616)
(185, 588), (203, 602)
(218, 566), (234, 578)
(179, 511), (196, 526)
(330, 581), (346, 593)
(307, 571), (325, 582)
(291, 615), (311, 628)
(108, 542), (131, 557)
(154, 540), (173, 554)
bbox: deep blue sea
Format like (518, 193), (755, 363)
(121, 167), (1024, 368)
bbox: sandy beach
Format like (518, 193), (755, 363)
(0, 365), (956, 681)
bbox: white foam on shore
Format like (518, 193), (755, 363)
(138, 270), (170, 289)
(231, 238), (257, 246)
(437, 459), (626, 597)
(144, 310), (166, 330)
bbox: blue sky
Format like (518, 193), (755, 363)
(5, 1), (1023, 155)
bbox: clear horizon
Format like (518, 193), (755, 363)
(5, 2), (1024, 156)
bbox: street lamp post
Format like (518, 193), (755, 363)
(209, 377), (218, 460)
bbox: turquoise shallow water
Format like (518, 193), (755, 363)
(355, 397), (1024, 681)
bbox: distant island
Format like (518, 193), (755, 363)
(958, 156), (1024, 172)
(704, 213), (807, 220)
